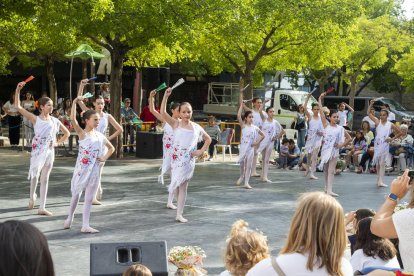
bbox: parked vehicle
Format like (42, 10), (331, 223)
(323, 96), (414, 129)
(202, 82), (316, 128)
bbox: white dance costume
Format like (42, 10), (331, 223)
(304, 116), (323, 154)
(258, 120), (282, 153)
(252, 110), (266, 129)
(318, 125), (344, 170)
(373, 121), (392, 165)
(29, 116), (60, 180)
(159, 123), (174, 184)
(239, 125), (260, 163)
(96, 112), (109, 135)
(168, 123), (203, 193)
(71, 132), (108, 195)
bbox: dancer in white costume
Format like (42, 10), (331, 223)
(160, 88), (211, 223)
(14, 82), (70, 215)
(148, 89), (180, 209)
(76, 79), (123, 204)
(258, 107), (284, 182)
(318, 92), (351, 197)
(64, 97), (115, 233)
(243, 98), (267, 177)
(303, 93), (324, 180)
(237, 93), (265, 189)
(367, 99), (401, 187)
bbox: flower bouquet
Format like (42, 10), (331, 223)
(168, 246), (207, 276)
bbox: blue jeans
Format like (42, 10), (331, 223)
(297, 128), (307, 151)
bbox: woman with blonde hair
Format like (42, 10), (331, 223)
(247, 192), (353, 276)
(221, 220), (269, 276)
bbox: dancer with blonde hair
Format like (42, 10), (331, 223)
(247, 192), (353, 276)
(160, 88), (211, 223)
(14, 82), (70, 216)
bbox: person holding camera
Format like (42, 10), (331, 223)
(371, 169), (414, 272)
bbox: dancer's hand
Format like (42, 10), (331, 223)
(16, 81), (26, 90)
(191, 149), (203, 158)
(80, 79), (89, 85)
(149, 90), (156, 98)
(345, 211), (356, 225)
(165, 88), (172, 97)
(251, 142), (258, 148)
(390, 169), (410, 199)
(97, 156), (107, 163)
(385, 137), (392, 143)
(76, 96), (84, 102)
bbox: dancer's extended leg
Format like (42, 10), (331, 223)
(260, 145), (272, 182)
(176, 182), (189, 223)
(38, 164), (53, 216)
(237, 159), (245, 185)
(326, 158), (338, 196)
(28, 177), (38, 209)
(244, 151), (254, 189)
(309, 148), (319, 179)
(64, 193), (81, 229)
(81, 180), (100, 233)
(167, 189), (177, 209)
(377, 155), (387, 187)
(251, 152), (259, 176)
(93, 164), (104, 205)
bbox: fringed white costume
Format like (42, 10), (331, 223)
(159, 123), (174, 184)
(239, 125), (259, 163)
(373, 121), (392, 165)
(71, 132), (108, 195)
(258, 120), (282, 153)
(28, 116), (60, 180)
(304, 116), (324, 154)
(168, 123), (203, 193)
(318, 125), (344, 171)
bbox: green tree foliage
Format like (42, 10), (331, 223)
(394, 47), (414, 93)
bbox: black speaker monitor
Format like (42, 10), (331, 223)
(90, 241), (168, 276)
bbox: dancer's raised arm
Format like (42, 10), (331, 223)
(303, 93), (312, 119)
(319, 92), (328, 128)
(237, 103), (245, 127)
(76, 79), (90, 111)
(14, 82), (36, 124)
(160, 88), (178, 128)
(149, 90), (165, 123)
(192, 129), (212, 158)
(71, 97), (86, 139)
(367, 100), (380, 127)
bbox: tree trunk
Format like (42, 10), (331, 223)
(348, 75), (357, 130)
(110, 49), (126, 158)
(133, 69), (143, 115)
(45, 56), (57, 107)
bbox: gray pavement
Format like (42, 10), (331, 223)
(0, 148), (403, 275)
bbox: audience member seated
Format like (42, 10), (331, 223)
(351, 217), (400, 273)
(362, 121), (375, 145)
(0, 220), (54, 276)
(220, 219), (269, 276)
(387, 125), (413, 172)
(286, 139), (300, 169)
(345, 208), (376, 254)
(371, 170), (414, 272)
(204, 116), (221, 161)
(122, 264), (152, 276)
(345, 130), (367, 172)
(247, 192), (353, 276)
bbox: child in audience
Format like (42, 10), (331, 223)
(123, 264), (152, 276)
(278, 138), (290, 169)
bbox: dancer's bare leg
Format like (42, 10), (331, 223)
(309, 148), (319, 180)
(81, 180), (100, 233)
(251, 152), (260, 177)
(28, 177), (38, 209)
(260, 146), (272, 182)
(326, 158), (338, 196)
(244, 151), (254, 189)
(176, 182), (189, 223)
(38, 164), (53, 216)
(237, 159), (245, 185)
(92, 164), (104, 205)
(64, 193), (82, 229)
(377, 155), (387, 187)
(167, 189), (177, 209)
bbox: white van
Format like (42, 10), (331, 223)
(265, 89), (317, 128)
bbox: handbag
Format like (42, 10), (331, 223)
(271, 256), (286, 276)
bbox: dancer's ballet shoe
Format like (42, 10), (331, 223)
(63, 219), (72, 229)
(28, 199), (35, 210)
(328, 192), (339, 197)
(261, 178), (271, 183)
(236, 177), (243, 185)
(167, 204), (177, 210)
(81, 226), (100, 234)
(244, 184), (253, 189)
(304, 170), (310, 177)
(92, 199), (102, 205)
(377, 183), (388, 188)
(38, 209), (53, 216)
(176, 215), (188, 223)
(309, 174), (318, 180)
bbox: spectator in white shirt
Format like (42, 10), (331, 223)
(247, 192), (353, 276)
(382, 104), (396, 122)
(338, 102), (354, 127)
(351, 217), (400, 273)
(371, 170), (414, 272)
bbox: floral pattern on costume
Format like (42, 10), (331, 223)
(304, 116), (324, 154)
(239, 125), (259, 163)
(159, 123), (175, 184)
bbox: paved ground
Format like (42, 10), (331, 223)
(0, 147), (405, 275)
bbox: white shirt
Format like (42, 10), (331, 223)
(393, 208), (414, 271)
(338, 110), (349, 126)
(362, 116), (376, 129)
(3, 101), (18, 113)
(388, 112), (396, 121)
(219, 270), (232, 276)
(246, 253), (353, 276)
(350, 249), (400, 272)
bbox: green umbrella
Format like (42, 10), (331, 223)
(65, 44), (107, 99)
